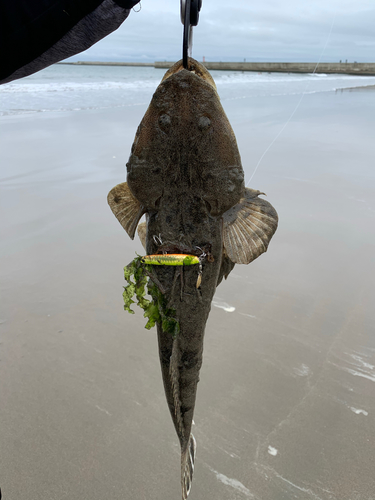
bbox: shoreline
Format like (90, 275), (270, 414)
(59, 60), (375, 75)
(337, 83), (375, 91)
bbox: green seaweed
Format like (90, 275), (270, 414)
(123, 256), (180, 337)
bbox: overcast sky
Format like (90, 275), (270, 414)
(69, 0), (375, 63)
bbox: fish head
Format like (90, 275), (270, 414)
(127, 58), (244, 218)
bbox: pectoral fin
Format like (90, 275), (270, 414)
(107, 182), (145, 240)
(223, 188), (278, 265)
(137, 222), (147, 251)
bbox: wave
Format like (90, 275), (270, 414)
(3, 71), (375, 117)
(214, 72), (375, 86)
(0, 100), (148, 117)
(3, 74), (375, 96)
(3, 73), (375, 94)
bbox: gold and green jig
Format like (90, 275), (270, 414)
(141, 254), (200, 266)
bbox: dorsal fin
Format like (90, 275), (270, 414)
(107, 182), (145, 239)
(223, 188), (278, 264)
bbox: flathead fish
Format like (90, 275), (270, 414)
(108, 58), (278, 499)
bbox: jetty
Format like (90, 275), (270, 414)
(155, 61), (375, 76)
(59, 61), (375, 76)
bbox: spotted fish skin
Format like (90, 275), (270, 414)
(108, 57), (278, 500)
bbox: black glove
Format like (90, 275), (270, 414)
(114, 0), (141, 7)
(1, 0), (141, 84)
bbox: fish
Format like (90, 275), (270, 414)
(107, 57), (278, 499)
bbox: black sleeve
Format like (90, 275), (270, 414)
(0, 0), (140, 84)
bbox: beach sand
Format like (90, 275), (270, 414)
(1, 87), (375, 499)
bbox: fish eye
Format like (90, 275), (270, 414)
(198, 116), (211, 131)
(158, 113), (171, 133)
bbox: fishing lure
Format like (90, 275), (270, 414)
(141, 254), (199, 266)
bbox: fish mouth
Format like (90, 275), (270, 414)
(161, 57), (217, 91)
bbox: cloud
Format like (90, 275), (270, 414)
(67, 0), (375, 63)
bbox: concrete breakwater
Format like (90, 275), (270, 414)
(59, 61), (375, 75)
(155, 61), (375, 75)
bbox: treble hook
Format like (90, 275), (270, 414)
(180, 0), (202, 69)
(153, 234), (163, 246)
(195, 246), (207, 262)
(195, 246), (206, 289)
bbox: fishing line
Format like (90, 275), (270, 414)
(246, 11), (337, 186)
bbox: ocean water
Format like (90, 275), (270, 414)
(1, 63), (375, 116)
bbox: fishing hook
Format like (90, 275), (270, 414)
(153, 234), (163, 246)
(195, 246), (206, 289)
(180, 0), (202, 69)
(195, 246), (207, 261)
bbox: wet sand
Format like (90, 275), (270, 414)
(1, 87), (375, 499)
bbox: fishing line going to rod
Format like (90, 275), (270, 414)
(246, 11), (337, 186)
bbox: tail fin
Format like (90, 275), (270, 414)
(181, 433), (197, 500)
